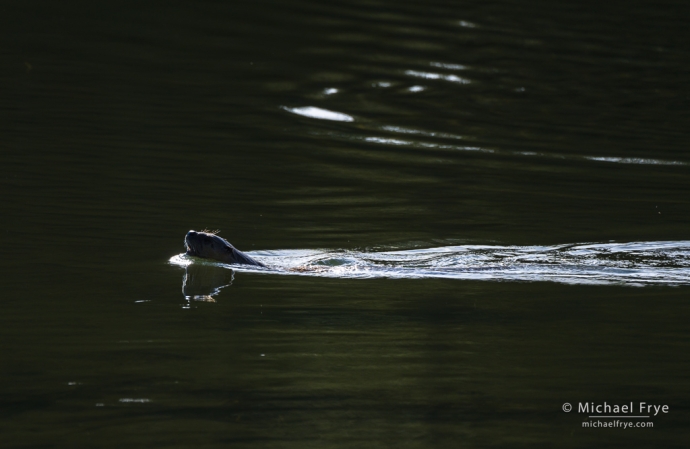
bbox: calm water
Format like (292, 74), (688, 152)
(2, 0), (690, 447)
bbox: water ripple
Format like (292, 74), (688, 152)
(281, 107), (687, 166)
(584, 157), (687, 166)
(404, 70), (471, 84)
(282, 106), (354, 122)
(171, 241), (690, 286)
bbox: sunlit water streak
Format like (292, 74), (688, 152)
(170, 241), (690, 286)
(280, 106), (688, 166)
(281, 106), (354, 122)
(404, 69), (471, 84)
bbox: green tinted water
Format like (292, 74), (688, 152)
(2, 0), (689, 447)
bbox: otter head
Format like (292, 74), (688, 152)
(185, 230), (232, 261)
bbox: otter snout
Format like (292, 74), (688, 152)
(185, 230), (200, 253)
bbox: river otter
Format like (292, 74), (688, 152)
(184, 230), (267, 267)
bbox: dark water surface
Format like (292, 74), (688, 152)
(2, 0), (690, 447)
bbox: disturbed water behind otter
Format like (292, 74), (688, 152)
(172, 240), (690, 285)
(2, 0), (690, 447)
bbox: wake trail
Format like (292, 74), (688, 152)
(170, 240), (690, 286)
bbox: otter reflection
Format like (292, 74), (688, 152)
(182, 263), (234, 303)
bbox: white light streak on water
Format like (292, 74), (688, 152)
(170, 241), (690, 286)
(430, 62), (467, 70)
(380, 125), (463, 140)
(365, 137), (412, 145)
(585, 157), (687, 166)
(405, 70), (471, 84)
(282, 106), (354, 122)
